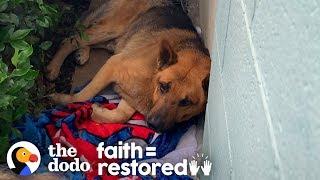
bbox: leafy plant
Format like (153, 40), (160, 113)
(0, 0), (60, 161)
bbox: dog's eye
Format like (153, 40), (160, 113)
(179, 98), (191, 107)
(159, 82), (170, 93)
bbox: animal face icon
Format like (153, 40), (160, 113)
(7, 141), (41, 176)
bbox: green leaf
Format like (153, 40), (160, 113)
(36, 0), (43, 5)
(23, 69), (38, 80)
(39, 4), (58, 15)
(36, 16), (49, 28)
(0, 0), (8, 12)
(7, 79), (28, 95)
(10, 29), (32, 40)
(0, 25), (14, 42)
(0, 72), (8, 84)
(0, 135), (9, 158)
(25, 79), (35, 89)
(11, 68), (30, 77)
(11, 46), (33, 67)
(39, 40), (52, 50)
(0, 122), (10, 136)
(19, 45), (33, 59)
(11, 48), (19, 67)
(0, 58), (8, 72)
(0, 13), (19, 25)
(0, 58), (8, 83)
(80, 31), (90, 41)
(0, 43), (4, 52)
(10, 40), (30, 50)
(0, 72), (8, 83)
(0, 110), (13, 122)
(39, 4), (49, 14)
(11, 0), (23, 5)
(0, 95), (16, 108)
(11, 128), (22, 139)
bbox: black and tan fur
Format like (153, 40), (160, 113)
(47, 0), (211, 132)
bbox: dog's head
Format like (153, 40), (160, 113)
(148, 40), (211, 132)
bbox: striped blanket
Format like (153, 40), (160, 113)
(19, 95), (194, 179)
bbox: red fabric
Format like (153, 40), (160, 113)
(45, 100), (155, 180)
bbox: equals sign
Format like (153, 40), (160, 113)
(145, 147), (156, 157)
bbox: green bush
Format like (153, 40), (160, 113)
(0, 0), (60, 161)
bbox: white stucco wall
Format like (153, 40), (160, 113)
(200, 0), (320, 179)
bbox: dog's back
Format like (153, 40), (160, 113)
(81, 0), (175, 27)
(115, 2), (208, 56)
(83, 0), (208, 55)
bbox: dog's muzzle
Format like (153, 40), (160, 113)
(147, 116), (164, 132)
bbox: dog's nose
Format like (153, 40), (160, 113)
(147, 121), (157, 130)
(147, 117), (162, 132)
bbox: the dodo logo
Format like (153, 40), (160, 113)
(7, 141), (41, 176)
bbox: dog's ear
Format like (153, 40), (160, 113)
(158, 40), (177, 70)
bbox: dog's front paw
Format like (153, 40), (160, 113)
(46, 63), (60, 81)
(91, 104), (104, 123)
(91, 104), (112, 123)
(49, 93), (74, 104)
(75, 47), (90, 65)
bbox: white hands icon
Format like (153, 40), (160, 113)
(189, 160), (200, 176)
(201, 160), (212, 176)
(189, 154), (212, 176)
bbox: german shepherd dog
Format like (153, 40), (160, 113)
(47, 0), (211, 132)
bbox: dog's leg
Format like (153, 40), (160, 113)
(91, 99), (135, 123)
(75, 46), (91, 65)
(45, 25), (120, 80)
(46, 24), (116, 81)
(46, 0), (150, 80)
(50, 54), (122, 103)
(92, 40), (116, 53)
(46, 37), (79, 80)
